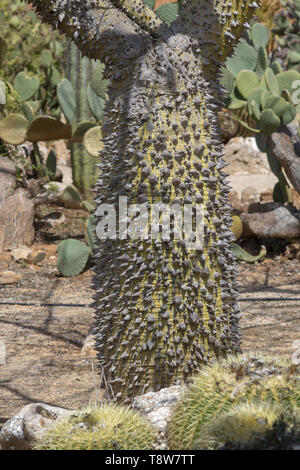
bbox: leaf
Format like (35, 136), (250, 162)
(61, 184), (83, 209)
(13, 72), (40, 101)
(236, 70), (259, 99)
(232, 243), (267, 263)
(247, 88), (263, 115)
(83, 126), (103, 157)
(226, 40), (258, 77)
(71, 121), (96, 143)
(91, 63), (110, 99)
(252, 23), (269, 49)
(85, 215), (97, 254)
(46, 150), (57, 179)
(228, 87), (247, 110)
(57, 239), (90, 277)
(219, 67), (235, 94)
(255, 133), (267, 152)
(87, 83), (105, 122)
(143, 0), (155, 9)
(40, 50), (53, 68)
(0, 80), (6, 106)
(21, 102), (34, 122)
(0, 36), (7, 66)
(259, 109), (281, 135)
(277, 70), (300, 96)
(0, 114), (28, 145)
(26, 117), (72, 142)
(155, 3), (179, 25)
(230, 214), (243, 240)
(255, 47), (269, 78)
(57, 78), (76, 123)
(265, 68), (279, 95)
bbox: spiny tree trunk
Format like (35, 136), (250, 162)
(28, 0), (259, 402)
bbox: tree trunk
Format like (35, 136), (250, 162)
(28, 0), (259, 402)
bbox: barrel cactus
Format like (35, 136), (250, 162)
(34, 404), (156, 450)
(193, 401), (300, 450)
(28, 0), (261, 402)
(167, 353), (300, 449)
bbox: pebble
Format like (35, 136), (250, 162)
(0, 271), (22, 285)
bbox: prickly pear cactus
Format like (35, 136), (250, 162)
(28, 0), (261, 402)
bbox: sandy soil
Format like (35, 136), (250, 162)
(0, 215), (299, 426)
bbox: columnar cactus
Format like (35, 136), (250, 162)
(65, 41), (106, 201)
(28, 0), (261, 402)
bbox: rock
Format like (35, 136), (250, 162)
(285, 238), (300, 261)
(133, 385), (185, 433)
(224, 137), (270, 175)
(241, 203), (300, 239)
(11, 247), (33, 262)
(0, 157), (16, 202)
(44, 211), (66, 228)
(0, 403), (73, 450)
(240, 187), (260, 212)
(270, 123), (300, 195)
(81, 334), (97, 357)
(0, 271), (22, 284)
(223, 137), (277, 209)
(0, 188), (35, 251)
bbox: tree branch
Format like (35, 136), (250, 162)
(174, 0), (259, 62)
(110, 0), (166, 35)
(28, 0), (151, 61)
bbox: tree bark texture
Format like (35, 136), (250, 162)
(28, 0), (259, 402)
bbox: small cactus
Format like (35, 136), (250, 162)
(13, 71), (40, 102)
(0, 113), (28, 145)
(57, 238), (90, 277)
(83, 126), (103, 157)
(155, 3), (179, 26)
(34, 404), (156, 450)
(193, 402), (299, 450)
(57, 78), (76, 124)
(167, 354), (300, 450)
(26, 116), (72, 142)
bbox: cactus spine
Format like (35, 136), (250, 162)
(28, 0), (261, 402)
(66, 40), (100, 201)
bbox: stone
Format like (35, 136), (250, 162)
(0, 271), (22, 285)
(223, 137), (277, 208)
(0, 157), (16, 202)
(241, 203), (300, 239)
(133, 385), (185, 433)
(11, 247), (33, 262)
(240, 187), (260, 212)
(81, 334), (97, 357)
(0, 403), (73, 450)
(0, 188), (35, 251)
(223, 137), (270, 176)
(270, 123), (300, 195)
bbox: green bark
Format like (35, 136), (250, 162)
(28, 0), (260, 402)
